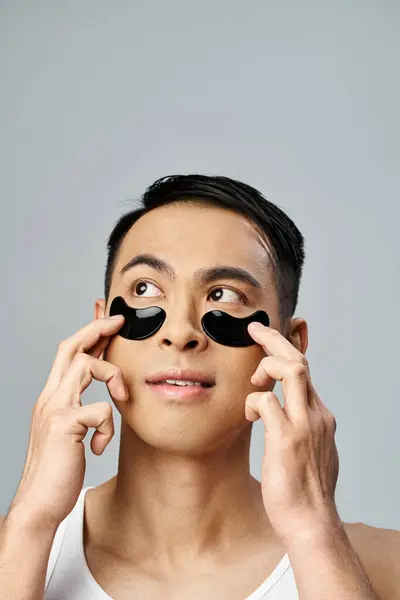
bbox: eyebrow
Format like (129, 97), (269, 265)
(119, 253), (262, 289)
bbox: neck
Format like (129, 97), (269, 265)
(100, 423), (277, 570)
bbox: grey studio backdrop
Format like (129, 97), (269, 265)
(0, 1), (399, 530)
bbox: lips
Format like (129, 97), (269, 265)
(146, 369), (215, 387)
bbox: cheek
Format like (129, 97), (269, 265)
(223, 347), (266, 393)
(102, 335), (121, 363)
(102, 337), (141, 383)
(240, 345), (265, 371)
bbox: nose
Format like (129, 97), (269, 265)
(156, 300), (208, 353)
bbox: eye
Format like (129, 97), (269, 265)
(131, 280), (163, 297)
(208, 287), (245, 304)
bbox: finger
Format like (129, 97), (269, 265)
(47, 353), (129, 409)
(72, 401), (115, 455)
(43, 315), (124, 399)
(87, 334), (112, 360)
(247, 323), (309, 373)
(314, 390), (337, 435)
(251, 356), (310, 424)
(245, 391), (288, 433)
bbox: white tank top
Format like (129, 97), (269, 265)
(44, 487), (298, 599)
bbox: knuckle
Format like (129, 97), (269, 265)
(112, 365), (123, 378)
(31, 400), (44, 419)
(57, 338), (69, 353)
(258, 392), (271, 409)
(104, 402), (113, 417)
(99, 401), (113, 418)
(291, 362), (307, 379)
(73, 352), (90, 368)
(329, 413), (337, 433)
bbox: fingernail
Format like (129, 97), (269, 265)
(249, 322), (264, 331)
(110, 314), (123, 320)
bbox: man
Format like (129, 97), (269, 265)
(0, 174), (399, 599)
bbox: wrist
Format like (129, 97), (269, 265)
(283, 506), (345, 552)
(5, 504), (60, 539)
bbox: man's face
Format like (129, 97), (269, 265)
(101, 203), (282, 454)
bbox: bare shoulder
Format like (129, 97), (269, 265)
(0, 515), (5, 528)
(344, 520), (400, 560)
(344, 521), (400, 599)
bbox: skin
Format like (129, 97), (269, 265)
(89, 204), (304, 572)
(0, 200), (398, 599)
(85, 204), (399, 599)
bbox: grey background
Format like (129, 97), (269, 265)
(0, 1), (399, 529)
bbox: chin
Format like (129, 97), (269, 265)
(119, 405), (251, 458)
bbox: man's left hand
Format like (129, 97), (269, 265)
(245, 321), (340, 548)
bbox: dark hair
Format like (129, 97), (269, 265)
(104, 174), (305, 327)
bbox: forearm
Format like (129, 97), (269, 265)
(286, 517), (380, 600)
(0, 509), (57, 600)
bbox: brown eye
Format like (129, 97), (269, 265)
(132, 281), (162, 297)
(209, 287), (244, 304)
(136, 282), (148, 295)
(210, 289), (223, 301)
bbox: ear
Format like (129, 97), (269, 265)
(286, 318), (308, 355)
(94, 298), (106, 320)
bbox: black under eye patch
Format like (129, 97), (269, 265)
(109, 296), (165, 340)
(109, 296), (270, 347)
(201, 309), (269, 346)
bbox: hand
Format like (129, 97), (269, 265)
(8, 314), (128, 532)
(245, 322), (340, 547)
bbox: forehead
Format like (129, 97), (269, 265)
(116, 203), (273, 279)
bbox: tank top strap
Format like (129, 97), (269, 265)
(44, 486), (94, 594)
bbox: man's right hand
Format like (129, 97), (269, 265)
(7, 313), (128, 532)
